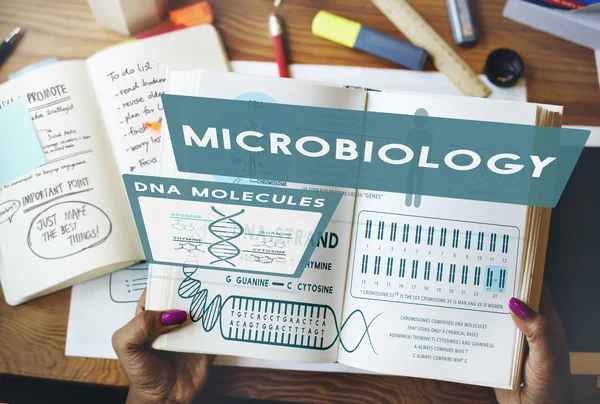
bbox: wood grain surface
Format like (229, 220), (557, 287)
(1, 0), (599, 403)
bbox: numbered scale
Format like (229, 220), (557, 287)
(350, 211), (520, 314)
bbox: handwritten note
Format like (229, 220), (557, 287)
(101, 60), (164, 174)
(0, 200), (21, 224)
(86, 24), (230, 176)
(0, 79), (96, 162)
(87, 58), (166, 176)
(28, 201), (112, 259)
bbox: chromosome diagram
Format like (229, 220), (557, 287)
(352, 211), (520, 314)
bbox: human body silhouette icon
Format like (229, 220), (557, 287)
(405, 108), (432, 208)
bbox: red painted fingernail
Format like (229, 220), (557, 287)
(161, 310), (187, 326)
(508, 297), (534, 319)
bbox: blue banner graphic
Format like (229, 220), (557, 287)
(122, 174), (342, 278)
(162, 96), (589, 207)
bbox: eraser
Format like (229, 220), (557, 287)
(170, 1), (214, 26)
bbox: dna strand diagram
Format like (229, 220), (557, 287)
(207, 207), (245, 267)
(172, 176), (244, 259)
(178, 265), (382, 354)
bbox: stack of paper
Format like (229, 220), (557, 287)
(503, 0), (600, 50)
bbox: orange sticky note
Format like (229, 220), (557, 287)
(169, 2), (214, 27)
(144, 122), (162, 131)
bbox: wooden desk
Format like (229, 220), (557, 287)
(0, 0), (599, 403)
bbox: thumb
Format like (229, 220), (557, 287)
(508, 297), (554, 372)
(113, 309), (187, 353)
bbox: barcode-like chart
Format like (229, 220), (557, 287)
(351, 211), (520, 314)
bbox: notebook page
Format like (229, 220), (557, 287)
(86, 25), (230, 176)
(147, 70), (365, 363)
(0, 61), (143, 305)
(336, 92), (537, 388)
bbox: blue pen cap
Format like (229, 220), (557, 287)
(354, 26), (429, 71)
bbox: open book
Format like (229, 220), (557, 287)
(144, 71), (558, 389)
(0, 25), (229, 305)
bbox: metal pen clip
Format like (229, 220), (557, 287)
(446, 0), (478, 47)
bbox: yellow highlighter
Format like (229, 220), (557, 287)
(312, 11), (428, 70)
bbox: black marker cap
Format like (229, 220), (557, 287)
(485, 48), (524, 88)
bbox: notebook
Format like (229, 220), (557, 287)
(142, 70), (559, 389)
(0, 25), (229, 306)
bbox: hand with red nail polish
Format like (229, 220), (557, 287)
(495, 287), (572, 404)
(112, 289), (214, 404)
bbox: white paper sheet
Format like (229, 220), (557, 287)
(66, 263), (148, 359)
(66, 61), (527, 371)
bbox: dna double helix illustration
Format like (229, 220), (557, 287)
(177, 266), (381, 354)
(207, 207), (245, 267)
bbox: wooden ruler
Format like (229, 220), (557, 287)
(371, 0), (491, 98)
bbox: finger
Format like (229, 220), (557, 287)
(508, 297), (555, 373)
(113, 309), (187, 354)
(136, 289), (147, 315)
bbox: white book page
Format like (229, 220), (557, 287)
(86, 25), (230, 176)
(0, 61), (143, 305)
(230, 61), (528, 102)
(147, 71), (366, 363)
(336, 92), (537, 388)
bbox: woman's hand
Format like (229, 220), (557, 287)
(112, 289), (214, 404)
(495, 287), (572, 404)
